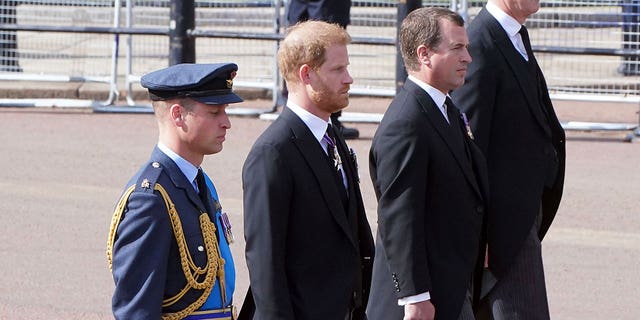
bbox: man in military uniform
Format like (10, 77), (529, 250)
(107, 63), (242, 319)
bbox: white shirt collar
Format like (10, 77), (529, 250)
(157, 142), (199, 190)
(486, 1), (529, 59)
(286, 101), (331, 144)
(407, 75), (449, 122)
(486, 1), (522, 38)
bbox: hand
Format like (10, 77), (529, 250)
(403, 300), (435, 320)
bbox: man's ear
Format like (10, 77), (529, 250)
(299, 64), (312, 85)
(417, 45), (431, 66)
(169, 103), (185, 124)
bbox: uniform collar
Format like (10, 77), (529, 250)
(157, 142), (199, 190)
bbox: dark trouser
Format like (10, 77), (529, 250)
(477, 211), (550, 320)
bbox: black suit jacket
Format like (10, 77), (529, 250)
(451, 8), (566, 278)
(242, 107), (374, 320)
(367, 80), (489, 320)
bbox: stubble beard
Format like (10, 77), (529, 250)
(310, 83), (349, 114)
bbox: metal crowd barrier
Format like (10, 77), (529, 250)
(0, 0), (639, 140)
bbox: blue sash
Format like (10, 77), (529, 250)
(200, 173), (235, 309)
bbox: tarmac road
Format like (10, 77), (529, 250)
(0, 97), (639, 319)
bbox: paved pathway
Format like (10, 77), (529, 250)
(0, 97), (639, 319)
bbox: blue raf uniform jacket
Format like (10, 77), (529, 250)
(108, 147), (235, 319)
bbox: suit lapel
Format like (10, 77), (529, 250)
(280, 109), (358, 248)
(333, 130), (361, 233)
(405, 82), (482, 198)
(448, 105), (483, 197)
(481, 9), (551, 136)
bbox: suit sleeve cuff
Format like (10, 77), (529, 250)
(398, 292), (431, 306)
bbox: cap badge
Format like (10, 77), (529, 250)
(226, 70), (237, 89)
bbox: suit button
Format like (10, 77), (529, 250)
(476, 205), (484, 214)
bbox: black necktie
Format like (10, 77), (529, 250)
(444, 96), (455, 125)
(445, 97), (460, 133)
(324, 124), (348, 195)
(445, 97), (472, 161)
(324, 124), (342, 172)
(195, 168), (210, 210)
(519, 26), (551, 121)
(519, 26), (535, 62)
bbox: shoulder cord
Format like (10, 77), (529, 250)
(106, 184), (226, 320)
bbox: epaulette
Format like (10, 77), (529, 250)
(107, 161), (164, 272)
(135, 161), (164, 193)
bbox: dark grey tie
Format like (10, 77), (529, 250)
(520, 26), (552, 121)
(445, 97), (472, 161)
(445, 96), (455, 125)
(519, 26), (535, 61)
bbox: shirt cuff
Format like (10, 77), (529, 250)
(397, 292), (431, 306)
